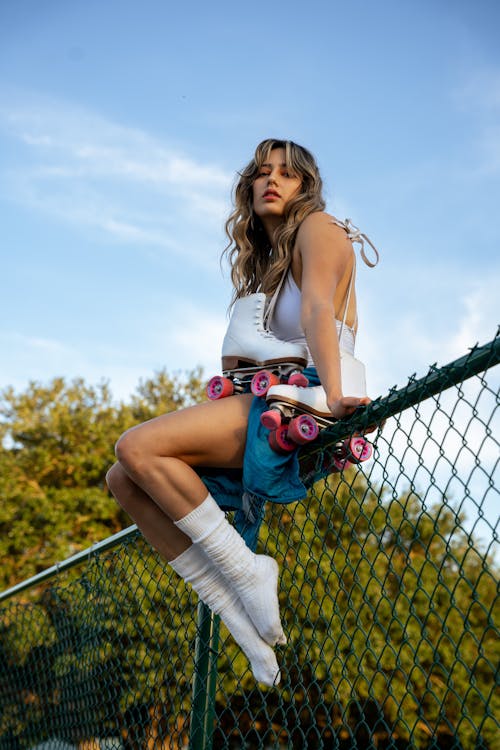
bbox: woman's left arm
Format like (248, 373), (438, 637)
(298, 213), (369, 419)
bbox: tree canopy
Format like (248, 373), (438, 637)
(0, 369), (205, 589)
(0, 370), (497, 748)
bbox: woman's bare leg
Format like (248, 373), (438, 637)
(106, 462), (191, 560)
(114, 393), (254, 520)
(106, 403), (283, 686)
(106, 393), (254, 565)
(109, 393), (285, 652)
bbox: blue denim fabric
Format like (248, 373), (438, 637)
(197, 367), (320, 550)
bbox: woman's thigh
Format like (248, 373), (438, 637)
(119, 393), (255, 469)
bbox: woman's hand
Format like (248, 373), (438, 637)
(328, 395), (371, 420)
(328, 395), (382, 435)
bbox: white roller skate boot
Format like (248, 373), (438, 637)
(261, 382), (373, 465)
(207, 293), (309, 400)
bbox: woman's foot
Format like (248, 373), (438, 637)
(174, 494), (286, 647)
(169, 544), (281, 687)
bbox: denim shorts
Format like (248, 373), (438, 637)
(197, 367), (320, 549)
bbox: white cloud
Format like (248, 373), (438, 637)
(21, 335), (70, 353)
(476, 125), (500, 175)
(0, 333), (84, 391)
(0, 95), (232, 260)
(355, 260), (499, 556)
(445, 283), (496, 360)
(166, 303), (228, 378)
(452, 67), (500, 113)
(451, 66), (500, 176)
(356, 270), (499, 400)
(20, 133), (54, 147)
(2, 99), (231, 187)
(0, 291), (229, 402)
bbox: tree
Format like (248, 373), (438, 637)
(0, 370), (206, 589)
(240, 470), (499, 748)
(0, 372), (497, 748)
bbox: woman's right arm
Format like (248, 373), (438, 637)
(297, 213), (370, 419)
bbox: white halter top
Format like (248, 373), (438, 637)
(269, 271), (355, 366)
(266, 217), (379, 367)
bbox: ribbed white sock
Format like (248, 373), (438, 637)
(174, 494), (286, 647)
(170, 544), (280, 687)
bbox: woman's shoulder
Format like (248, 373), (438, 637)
(297, 213), (380, 270)
(297, 211), (354, 252)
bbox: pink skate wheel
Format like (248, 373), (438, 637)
(269, 424), (296, 454)
(287, 372), (309, 387)
(206, 376), (234, 400)
(346, 436), (373, 463)
(260, 408), (282, 431)
(287, 414), (319, 445)
(251, 370), (280, 397)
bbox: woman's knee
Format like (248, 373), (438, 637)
(106, 462), (138, 514)
(114, 421), (177, 479)
(114, 426), (148, 476)
(105, 461), (128, 497)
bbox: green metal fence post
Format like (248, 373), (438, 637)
(189, 601), (220, 750)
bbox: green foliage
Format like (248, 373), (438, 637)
(0, 535), (197, 748)
(245, 472), (499, 748)
(129, 365), (206, 422)
(2, 469), (496, 747)
(0, 364), (498, 748)
(0, 369), (206, 589)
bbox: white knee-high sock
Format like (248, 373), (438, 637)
(169, 544), (280, 687)
(174, 494), (286, 647)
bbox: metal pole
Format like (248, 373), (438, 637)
(189, 601), (220, 750)
(0, 525), (139, 603)
(313, 333), (500, 446)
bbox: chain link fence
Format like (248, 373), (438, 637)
(0, 333), (498, 749)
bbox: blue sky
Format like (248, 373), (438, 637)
(0, 0), (499, 403)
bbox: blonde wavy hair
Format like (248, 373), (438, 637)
(223, 139), (326, 303)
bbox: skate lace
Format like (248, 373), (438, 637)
(256, 299), (280, 338)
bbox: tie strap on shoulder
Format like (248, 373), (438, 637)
(331, 217), (380, 268)
(331, 217), (380, 340)
(264, 216), (379, 330)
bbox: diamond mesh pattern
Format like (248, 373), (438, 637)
(0, 336), (498, 749)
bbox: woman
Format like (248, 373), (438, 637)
(106, 139), (374, 687)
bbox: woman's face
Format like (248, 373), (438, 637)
(252, 148), (302, 224)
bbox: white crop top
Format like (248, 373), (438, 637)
(267, 217), (379, 368)
(269, 269), (355, 366)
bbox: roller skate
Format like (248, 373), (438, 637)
(260, 383), (373, 467)
(206, 293), (309, 400)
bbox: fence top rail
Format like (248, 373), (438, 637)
(0, 524), (138, 604)
(315, 330), (499, 446)
(1, 332), (498, 604)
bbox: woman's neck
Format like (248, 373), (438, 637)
(261, 215), (283, 242)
